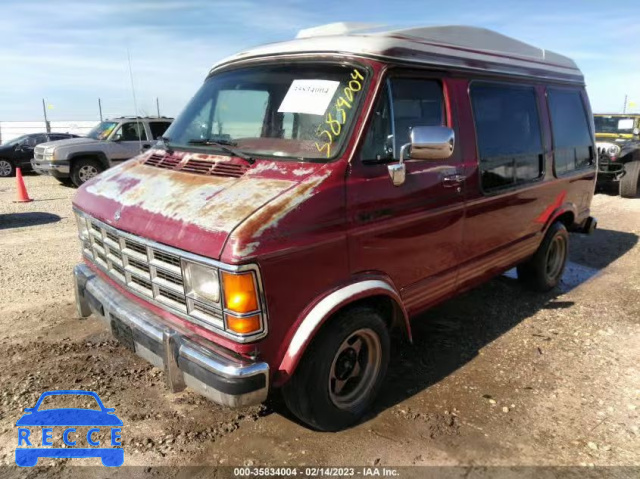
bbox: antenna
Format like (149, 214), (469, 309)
(127, 45), (143, 153)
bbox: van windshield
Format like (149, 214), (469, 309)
(163, 63), (368, 161)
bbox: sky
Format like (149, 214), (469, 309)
(1, 0), (639, 121)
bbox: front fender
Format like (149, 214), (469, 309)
(274, 277), (409, 386)
(68, 151), (110, 168)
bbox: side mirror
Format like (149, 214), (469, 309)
(633, 128), (640, 137)
(403, 126), (455, 160)
(112, 134), (123, 142)
(387, 126), (455, 186)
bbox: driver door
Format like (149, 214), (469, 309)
(347, 74), (466, 315)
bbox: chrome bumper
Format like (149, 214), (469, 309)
(31, 158), (70, 175)
(74, 263), (269, 407)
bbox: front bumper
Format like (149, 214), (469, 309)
(597, 159), (625, 182)
(31, 158), (70, 178)
(74, 263), (269, 407)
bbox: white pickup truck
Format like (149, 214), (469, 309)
(32, 116), (172, 186)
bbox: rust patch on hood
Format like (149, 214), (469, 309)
(231, 169), (332, 257)
(85, 157), (295, 234)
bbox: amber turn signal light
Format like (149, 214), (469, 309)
(221, 271), (259, 314)
(226, 314), (261, 335)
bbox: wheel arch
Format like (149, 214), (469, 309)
(69, 151), (110, 170)
(550, 209), (575, 231)
(537, 191), (578, 234)
(275, 277), (410, 386)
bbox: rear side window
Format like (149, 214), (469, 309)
(471, 83), (543, 191)
(149, 122), (171, 140)
(547, 89), (594, 175)
(49, 134), (70, 141)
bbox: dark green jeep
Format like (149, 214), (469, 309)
(595, 114), (640, 197)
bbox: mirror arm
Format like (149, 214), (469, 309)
(398, 142), (411, 163)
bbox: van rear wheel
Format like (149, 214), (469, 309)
(517, 221), (569, 292)
(282, 306), (390, 431)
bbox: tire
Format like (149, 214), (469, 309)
(282, 306), (390, 431)
(620, 160), (640, 198)
(71, 158), (104, 187)
(0, 158), (15, 177)
(517, 222), (569, 292)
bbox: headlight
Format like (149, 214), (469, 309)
(75, 213), (89, 240)
(183, 260), (221, 304)
(44, 148), (56, 161)
(182, 260), (264, 336)
(221, 271), (262, 335)
(608, 145), (620, 156)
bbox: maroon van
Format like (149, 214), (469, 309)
(72, 25), (597, 431)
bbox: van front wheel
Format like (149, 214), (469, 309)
(282, 307), (390, 431)
(517, 221), (569, 292)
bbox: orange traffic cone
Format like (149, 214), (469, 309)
(14, 168), (33, 203)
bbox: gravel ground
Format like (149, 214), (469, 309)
(0, 173), (638, 476)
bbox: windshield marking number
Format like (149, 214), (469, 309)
(315, 69), (364, 158)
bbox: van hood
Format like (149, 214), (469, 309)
(73, 149), (329, 261)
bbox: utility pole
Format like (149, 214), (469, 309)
(41, 98), (51, 133)
(156, 97), (160, 117)
(98, 98), (103, 121)
(623, 94), (628, 114)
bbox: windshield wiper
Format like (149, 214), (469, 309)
(187, 138), (255, 164)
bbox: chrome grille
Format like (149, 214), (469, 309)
(80, 216), (202, 318)
(75, 212), (265, 341)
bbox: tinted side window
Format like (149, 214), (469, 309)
(23, 135), (39, 147)
(117, 122), (147, 141)
(547, 89), (594, 175)
(149, 122), (170, 140)
(471, 83), (543, 191)
(391, 79), (444, 157)
(49, 134), (69, 141)
(361, 78), (444, 163)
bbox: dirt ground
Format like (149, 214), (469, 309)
(0, 174), (638, 477)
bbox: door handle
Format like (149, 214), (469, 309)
(442, 174), (466, 187)
(142, 144), (151, 149)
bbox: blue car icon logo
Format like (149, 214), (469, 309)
(15, 390), (123, 467)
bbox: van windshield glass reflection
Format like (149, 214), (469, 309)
(163, 64), (368, 161)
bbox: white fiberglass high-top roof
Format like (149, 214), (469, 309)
(211, 23), (583, 83)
